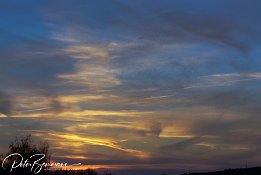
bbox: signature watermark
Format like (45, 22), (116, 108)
(2, 153), (82, 174)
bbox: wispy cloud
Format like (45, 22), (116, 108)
(1, 0), (261, 174)
(57, 42), (121, 90)
(185, 72), (261, 89)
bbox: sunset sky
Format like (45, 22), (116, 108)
(1, 0), (261, 175)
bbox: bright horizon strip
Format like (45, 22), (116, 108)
(50, 163), (217, 171)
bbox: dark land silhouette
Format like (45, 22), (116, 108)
(182, 167), (261, 175)
(1, 135), (261, 175)
(0, 135), (111, 175)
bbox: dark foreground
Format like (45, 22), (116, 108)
(1, 167), (261, 175)
(182, 167), (261, 175)
(0, 168), (111, 175)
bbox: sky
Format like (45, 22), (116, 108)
(0, 0), (261, 175)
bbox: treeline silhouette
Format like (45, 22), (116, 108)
(0, 135), (112, 175)
(0, 169), (114, 175)
(0, 169), (112, 175)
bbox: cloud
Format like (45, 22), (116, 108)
(57, 43), (121, 90)
(63, 120), (162, 140)
(64, 45), (111, 60)
(47, 132), (149, 159)
(160, 136), (202, 151)
(0, 90), (12, 116)
(43, 0), (257, 53)
(0, 29), (76, 116)
(185, 72), (261, 89)
(147, 121), (162, 137)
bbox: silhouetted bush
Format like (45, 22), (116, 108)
(0, 135), (51, 175)
(0, 135), (112, 175)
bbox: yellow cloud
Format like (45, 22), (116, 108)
(58, 95), (113, 103)
(57, 64), (121, 89)
(54, 155), (89, 160)
(195, 142), (217, 150)
(0, 113), (7, 118)
(49, 133), (149, 159)
(64, 45), (110, 60)
(57, 42), (121, 90)
(11, 109), (154, 119)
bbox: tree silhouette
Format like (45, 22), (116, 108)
(0, 135), (112, 175)
(9, 134), (50, 161)
(0, 135), (50, 175)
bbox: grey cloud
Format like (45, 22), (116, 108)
(147, 121), (162, 137)
(0, 29), (78, 115)
(0, 90), (12, 116)
(44, 0), (257, 53)
(190, 89), (255, 108)
(190, 117), (261, 145)
(49, 99), (63, 114)
(0, 70), (64, 115)
(70, 124), (161, 140)
(160, 136), (202, 151)
(120, 1), (254, 53)
(162, 12), (251, 53)
(184, 87), (261, 119)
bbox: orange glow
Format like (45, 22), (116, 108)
(49, 133), (149, 159)
(50, 164), (104, 170)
